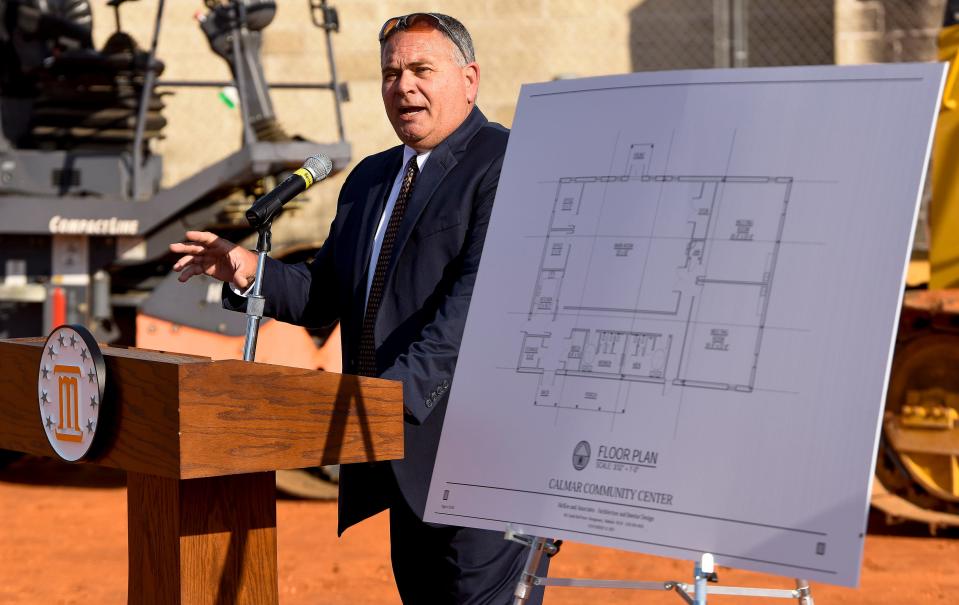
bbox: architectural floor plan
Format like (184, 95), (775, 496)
(425, 64), (945, 587)
(518, 142), (792, 414)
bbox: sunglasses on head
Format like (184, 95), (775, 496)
(378, 13), (469, 62)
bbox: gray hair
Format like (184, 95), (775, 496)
(379, 13), (476, 66)
(435, 13), (475, 65)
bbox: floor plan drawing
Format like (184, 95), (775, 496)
(425, 65), (945, 587)
(517, 142), (792, 413)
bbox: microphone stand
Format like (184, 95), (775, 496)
(242, 221), (272, 362)
(238, 155), (329, 362)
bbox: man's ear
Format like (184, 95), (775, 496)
(463, 63), (480, 105)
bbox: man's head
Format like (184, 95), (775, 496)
(380, 13), (480, 152)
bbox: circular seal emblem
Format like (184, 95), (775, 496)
(37, 325), (106, 462)
(572, 440), (591, 471)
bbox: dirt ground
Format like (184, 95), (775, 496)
(1, 456), (957, 605)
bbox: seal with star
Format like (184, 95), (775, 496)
(37, 325), (107, 462)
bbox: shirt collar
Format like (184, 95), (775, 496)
(402, 145), (432, 171)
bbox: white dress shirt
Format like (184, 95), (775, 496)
(364, 146), (431, 309)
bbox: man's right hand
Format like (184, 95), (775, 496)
(169, 231), (259, 289)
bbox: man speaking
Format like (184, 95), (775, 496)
(170, 12), (545, 604)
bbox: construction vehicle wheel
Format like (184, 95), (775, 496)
(876, 291), (959, 515)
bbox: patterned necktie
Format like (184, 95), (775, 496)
(357, 155), (419, 376)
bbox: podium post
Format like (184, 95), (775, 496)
(0, 337), (404, 605)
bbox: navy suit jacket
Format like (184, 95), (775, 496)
(225, 107), (508, 533)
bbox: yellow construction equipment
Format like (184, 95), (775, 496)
(873, 1), (959, 531)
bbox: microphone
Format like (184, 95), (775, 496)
(246, 155), (333, 228)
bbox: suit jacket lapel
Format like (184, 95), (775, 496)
(349, 147), (403, 301)
(384, 144), (456, 280)
(385, 107), (487, 282)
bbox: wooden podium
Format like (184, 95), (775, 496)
(0, 338), (404, 605)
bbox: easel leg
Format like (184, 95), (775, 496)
(512, 536), (548, 605)
(795, 578), (814, 604)
(693, 554), (714, 605)
(127, 471), (278, 605)
(694, 565), (708, 605)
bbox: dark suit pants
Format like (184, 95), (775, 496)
(389, 492), (549, 605)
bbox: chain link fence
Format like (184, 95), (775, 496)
(628, 0), (946, 252)
(628, 0), (945, 70)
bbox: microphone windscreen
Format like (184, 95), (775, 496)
(304, 155), (334, 181)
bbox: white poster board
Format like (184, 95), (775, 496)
(424, 64), (945, 587)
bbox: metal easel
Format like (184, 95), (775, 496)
(508, 528), (814, 605)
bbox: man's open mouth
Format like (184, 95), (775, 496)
(399, 106), (425, 116)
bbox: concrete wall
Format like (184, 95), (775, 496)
(835, 0), (945, 64)
(90, 1), (636, 246)
(88, 1), (945, 246)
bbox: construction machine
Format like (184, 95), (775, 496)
(871, 0), (959, 533)
(7, 1), (953, 512)
(0, 0), (347, 497)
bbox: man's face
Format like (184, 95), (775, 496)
(381, 28), (479, 152)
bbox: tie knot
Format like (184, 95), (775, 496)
(404, 154), (419, 183)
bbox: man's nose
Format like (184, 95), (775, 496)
(395, 69), (417, 94)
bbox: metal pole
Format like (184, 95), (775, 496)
(131, 0), (165, 200)
(242, 226), (271, 362)
(713, 0), (731, 68)
(694, 558), (708, 605)
(512, 536), (548, 605)
(795, 578), (814, 605)
(156, 79), (337, 90)
(320, 0), (347, 142)
(731, 0), (749, 67)
(230, 1), (256, 146)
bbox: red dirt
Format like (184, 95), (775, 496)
(1, 456), (957, 604)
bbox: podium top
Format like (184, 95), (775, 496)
(0, 338), (404, 479)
